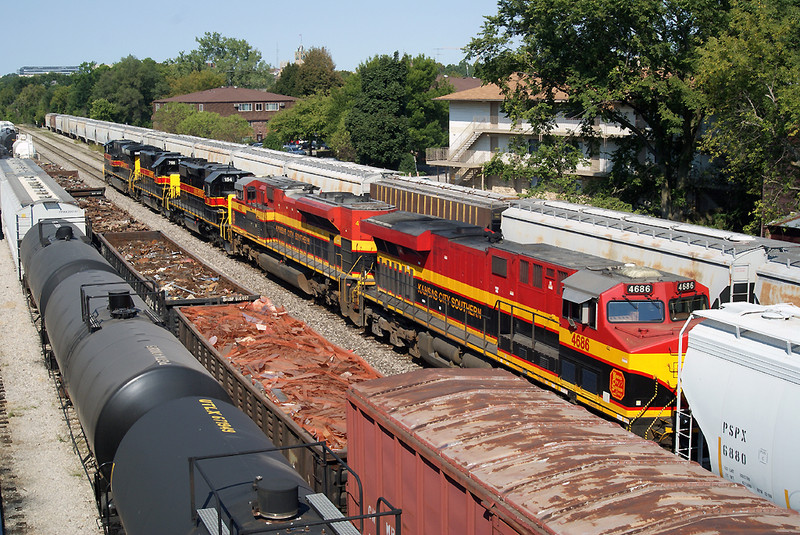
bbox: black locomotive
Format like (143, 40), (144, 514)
(20, 220), (383, 534)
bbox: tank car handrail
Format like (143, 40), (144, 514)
(79, 282), (164, 332)
(188, 442), (394, 535)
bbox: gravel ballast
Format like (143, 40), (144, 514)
(0, 136), (421, 533)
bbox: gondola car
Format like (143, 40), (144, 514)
(357, 211), (710, 440)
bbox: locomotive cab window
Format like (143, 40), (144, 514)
(246, 186), (257, 202)
(669, 295), (708, 321)
(563, 298), (597, 329)
(607, 300), (665, 323)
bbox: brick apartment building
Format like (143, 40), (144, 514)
(152, 87), (296, 141)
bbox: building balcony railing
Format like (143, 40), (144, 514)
(426, 146), (612, 176)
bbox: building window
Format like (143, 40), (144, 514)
(155, 103), (162, 111)
(238, 103), (253, 112)
(198, 104), (203, 111)
(265, 103), (279, 111)
(255, 103), (263, 111)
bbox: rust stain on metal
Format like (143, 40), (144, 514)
(760, 279), (800, 306)
(182, 297), (381, 451)
(349, 369), (800, 534)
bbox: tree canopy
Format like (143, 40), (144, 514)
(697, 0), (800, 234)
(467, 0), (731, 218)
(153, 102), (252, 142)
(91, 56), (169, 127)
(346, 53), (411, 169)
(169, 32), (273, 89)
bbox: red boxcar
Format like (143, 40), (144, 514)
(347, 368), (800, 535)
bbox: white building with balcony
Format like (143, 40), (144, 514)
(426, 83), (638, 192)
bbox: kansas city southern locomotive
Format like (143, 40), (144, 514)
(101, 140), (710, 442)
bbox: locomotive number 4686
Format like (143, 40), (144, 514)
(571, 332), (590, 351)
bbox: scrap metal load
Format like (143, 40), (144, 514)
(180, 297), (382, 452)
(95, 231), (258, 327)
(113, 237), (241, 300)
(43, 163), (148, 234)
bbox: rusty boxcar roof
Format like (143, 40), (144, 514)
(348, 369), (800, 534)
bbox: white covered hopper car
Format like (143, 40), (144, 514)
(679, 302), (800, 511)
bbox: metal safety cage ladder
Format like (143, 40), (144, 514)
(674, 314), (695, 461)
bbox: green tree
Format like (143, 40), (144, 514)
(405, 55), (451, 160)
(170, 32), (273, 89)
(91, 56), (169, 126)
(90, 98), (117, 121)
(295, 47), (343, 96)
(9, 84), (47, 124)
(49, 85), (71, 113)
(153, 102), (198, 133)
(266, 93), (332, 143)
(697, 0), (800, 234)
(168, 69), (225, 97)
(67, 62), (104, 117)
(272, 63), (300, 97)
(441, 58), (477, 77)
(346, 53), (410, 169)
(467, 0), (730, 219)
(174, 110), (252, 142)
(212, 114), (253, 142)
(176, 111), (218, 138)
(324, 73), (361, 160)
(482, 136), (587, 195)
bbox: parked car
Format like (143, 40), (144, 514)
(282, 144), (307, 155)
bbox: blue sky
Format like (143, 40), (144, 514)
(3, 0), (500, 77)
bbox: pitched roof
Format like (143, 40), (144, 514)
(436, 75), (483, 93)
(154, 87), (296, 104)
(435, 77), (570, 102)
(435, 83), (505, 102)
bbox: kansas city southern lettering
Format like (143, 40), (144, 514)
(416, 282), (482, 320)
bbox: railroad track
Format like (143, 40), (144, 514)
(24, 128), (105, 181)
(27, 126), (417, 378)
(0, 374), (27, 534)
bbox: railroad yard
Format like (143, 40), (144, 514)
(0, 129), (417, 534)
(2, 124), (800, 534)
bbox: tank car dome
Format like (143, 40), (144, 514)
(13, 134), (36, 158)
